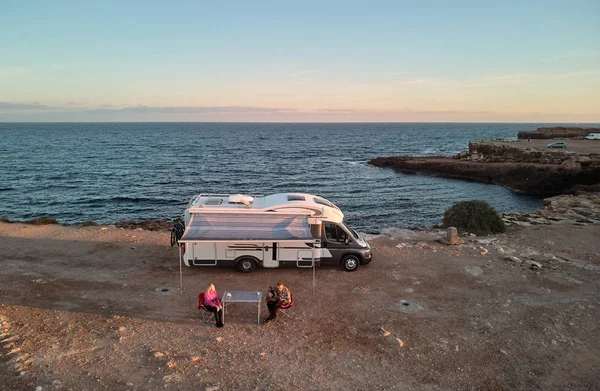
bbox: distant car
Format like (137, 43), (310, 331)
(547, 142), (567, 148)
(585, 133), (600, 140)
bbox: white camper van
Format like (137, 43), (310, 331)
(585, 133), (600, 140)
(177, 193), (372, 272)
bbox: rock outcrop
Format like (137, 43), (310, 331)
(517, 127), (599, 140)
(114, 219), (173, 231)
(502, 192), (600, 227)
(369, 141), (600, 196)
(466, 141), (595, 165)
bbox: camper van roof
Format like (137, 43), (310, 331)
(187, 192), (344, 222)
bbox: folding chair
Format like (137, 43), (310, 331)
(197, 293), (215, 323)
(278, 294), (294, 318)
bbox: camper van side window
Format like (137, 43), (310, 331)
(324, 222), (347, 242)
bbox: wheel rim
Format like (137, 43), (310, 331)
(345, 258), (358, 270)
(242, 260), (252, 270)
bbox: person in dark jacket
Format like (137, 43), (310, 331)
(264, 281), (291, 323)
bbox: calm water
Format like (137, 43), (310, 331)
(0, 122), (576, 233)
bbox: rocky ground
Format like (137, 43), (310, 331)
(517, 127), (600, 140)
(1, 194), (599, 390)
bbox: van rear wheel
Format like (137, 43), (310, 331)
(236, 258), (258, 273)
(342, 255), (359, 272)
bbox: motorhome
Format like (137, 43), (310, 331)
(177, 193), (372, 272)
(585, 133), (600, 140)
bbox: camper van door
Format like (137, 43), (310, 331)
(263, 242), (279, 268)
(321, 222), (348, 265)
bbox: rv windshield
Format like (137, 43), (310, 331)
(342, 223), (368, 248)
(340, 223), (357, 240)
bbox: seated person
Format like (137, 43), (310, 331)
(203, 283), (224, 328)
(264, 281), (291, 323)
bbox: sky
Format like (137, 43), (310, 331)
(0, 0), (599, 122)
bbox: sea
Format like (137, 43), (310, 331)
(1, 122), (590, 233)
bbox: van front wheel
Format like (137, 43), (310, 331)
(236, 258), (258, 273)
(342, 255), (359, 272)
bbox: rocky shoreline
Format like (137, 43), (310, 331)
(367, 192), (600, 274)
(369, 128), (600, 196)
(0, 216), (174, 231)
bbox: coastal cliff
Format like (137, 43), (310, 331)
(369, 137), (600, 195)
(517, 126), (599, 139)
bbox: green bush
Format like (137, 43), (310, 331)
(442, 200), (505, 236)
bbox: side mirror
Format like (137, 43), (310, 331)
(345, 238), (350, 245)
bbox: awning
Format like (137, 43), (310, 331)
(179, 213), (314, 242)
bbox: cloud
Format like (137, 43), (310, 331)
(0, 102), (53, 110)
(0, 67), (28, 78)
(82, 105), (297, 115)
(0, 103), (297, 115)
(542, 50), (600, 63)
(289, 70), (320, 78)
(1, 97), (597, 122)
(316, 108), (367, 113)
(316, 108), (493, 116)
(391, 70), (600, 91)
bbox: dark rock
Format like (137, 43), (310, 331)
(25, 216), (59, 225)
(114, 220), (172, 231)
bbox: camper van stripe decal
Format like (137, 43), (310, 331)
(227, 245), (314, 250)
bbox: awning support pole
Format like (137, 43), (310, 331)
(179, 244), (183, 295)
(312, 244), (315, 294)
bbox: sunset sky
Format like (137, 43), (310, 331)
(1, 0), (598, 122)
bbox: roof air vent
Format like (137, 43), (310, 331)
(228, 194), (254, 205)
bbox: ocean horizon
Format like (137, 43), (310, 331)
(2, 121), (599, 124)
(2, 122), (595, 233)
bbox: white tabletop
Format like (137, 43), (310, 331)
(222, 290), (263, 303)
(221, 290), (263, 325)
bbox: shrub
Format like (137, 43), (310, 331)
(27, 216), (59, 225)
(442, 200), (505, 236)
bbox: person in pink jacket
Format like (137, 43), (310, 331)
(204, 283), (223, 327)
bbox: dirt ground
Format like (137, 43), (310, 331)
(491, 138), (600, 154)
(1, 199), (599, 390)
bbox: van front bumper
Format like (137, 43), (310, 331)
(360, 248), (373, 264)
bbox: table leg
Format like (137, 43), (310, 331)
(222, 302), (226, 324)
(258, 301), (260, 325)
